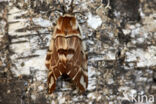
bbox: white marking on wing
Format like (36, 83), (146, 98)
(80, 75), (86, 89)
(67, 53), (74, 60)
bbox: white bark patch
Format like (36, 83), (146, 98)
(8, 6), (48, 81)
(87, 12), (102, 29)
(32, 17), (52, 27)
(126, 46), (156, 67)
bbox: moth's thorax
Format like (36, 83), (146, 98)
(55, 14), (80, 36)
(53, 14), (82, 62)
(52, 14), (81, 39)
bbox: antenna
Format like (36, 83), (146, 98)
(69, 0), (74, 14)
(47, 0), (75, 15)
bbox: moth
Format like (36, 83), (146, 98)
(45, 1), (88, 94)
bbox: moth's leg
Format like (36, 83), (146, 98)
(66, 66), (78, 79)
(51, 60), (64, 79)
(45, 49), (52, 70)
(48, 70), (56, 94)
(52, 66), (62, 80)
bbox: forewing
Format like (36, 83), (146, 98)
(65, 29), (88, 92)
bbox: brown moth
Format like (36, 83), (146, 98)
(45, 1), (88, 94)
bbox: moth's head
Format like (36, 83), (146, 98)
(50, 0), (81, 16)
(63, 13), (74, 17)
(60, 0), (75, 15)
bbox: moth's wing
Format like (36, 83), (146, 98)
(74, 24), (88, 92)
(73, 44), (88, 92)
(45, 36), (62, 93)
(47, 71), (56, 93)
(66, 35), (88, 92)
